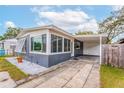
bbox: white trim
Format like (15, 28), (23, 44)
(17, 25), (73, 38)
(50, 31), (72, 40)
(50, 51), (71, 55)
(18, 29), (48, 39)
(46, 30), (50, 55)
(57, 35), (58, 52)
(71, 39), (74, 57)
(30, 51), (71, 55)
(29, 30), (48, 37)
(29, 35), (31, 53)
(30, 51), (48, 55)
(74, 34), (107, 43)
(18, 33), (30, 39)
(74, 34), (107, 38)
(62, 36), (64, 52)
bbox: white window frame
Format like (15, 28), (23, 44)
(50, 33), (71, 55)
(51, 34), (58, 53)
(57, 36), (63, 52)
(30, 34), (47, 54)
(21, 39), (27, 53)
(17, 35), (29, 54)
(64, 38), (71, 52)
(15, 38), (26, 53)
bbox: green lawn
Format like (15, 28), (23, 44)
(100, 64), (124, 88)
(0, 56), (28, 81)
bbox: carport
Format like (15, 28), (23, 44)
(73, 34), (107, 64)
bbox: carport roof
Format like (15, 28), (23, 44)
(74, 34), (107, 43)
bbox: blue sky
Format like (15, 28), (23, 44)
(0, 5), (116, 35)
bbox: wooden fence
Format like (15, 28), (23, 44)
(102, 44), (124, 68)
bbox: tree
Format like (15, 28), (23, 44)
(0, 36), (4, 41)
(75, 31), (94, 35)
(99, 6), (124, 43)
(2, 27), (22, 40)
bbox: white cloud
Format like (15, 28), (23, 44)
(31, 6), (55, 12)
(39, 11), (89, 25)
(112, 5), (123, 11)
(31, 6), (98, 34)
(36, 21), (46, 26)
(5, 21), (16, 28)
(76, 19), (98, 32)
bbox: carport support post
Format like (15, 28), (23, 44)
(71, 39), (75, 57)
(100, 35), (102, 64)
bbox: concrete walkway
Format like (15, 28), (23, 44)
(0, 72), (17, 88)
(17, 60), (100, 88)
(6, 57), (48, 75)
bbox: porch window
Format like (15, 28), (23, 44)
(68, 40), (70, 51)
(15, 38), (26, 53)
(58, 36), (62, 52)
(51, 34), (71, 53)
(64, 38), (70, 52)
(51, 34), (57, 52)
(22, 39), (27, 52)
(42, 34), (46, 52)
(51, 34), (63, 53)
(75, 42), (80, 49)
(31, 34), (46, 52)
(64, 38), (68, 52)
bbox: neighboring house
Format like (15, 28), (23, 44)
(16, 25), (107, 67)
(0, 39), (17, 55)
(116, 38), (124, 44)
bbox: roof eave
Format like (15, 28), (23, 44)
(16, 25), (74, 38)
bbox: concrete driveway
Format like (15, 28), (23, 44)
(17, 59), (100, 88)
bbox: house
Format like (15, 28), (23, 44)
(16, 25), (107, 67)
(116, 38), (124, 44)
(0, 38), (17, 55)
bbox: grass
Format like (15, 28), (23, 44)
(0, 55), (28, 81)
(100, 64), (124, 88)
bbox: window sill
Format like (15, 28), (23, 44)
(29, 51), (71, 55)
(30, 51), (47, 55)
(50, 51), (71, 55)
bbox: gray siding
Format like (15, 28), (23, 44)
(48, 53), (71, 67)
(24, 53), (49, 67)
(23, 53), (71, 67)
(74, 39), (83, 57)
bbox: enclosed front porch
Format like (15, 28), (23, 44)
(16, 27), (74, 67)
